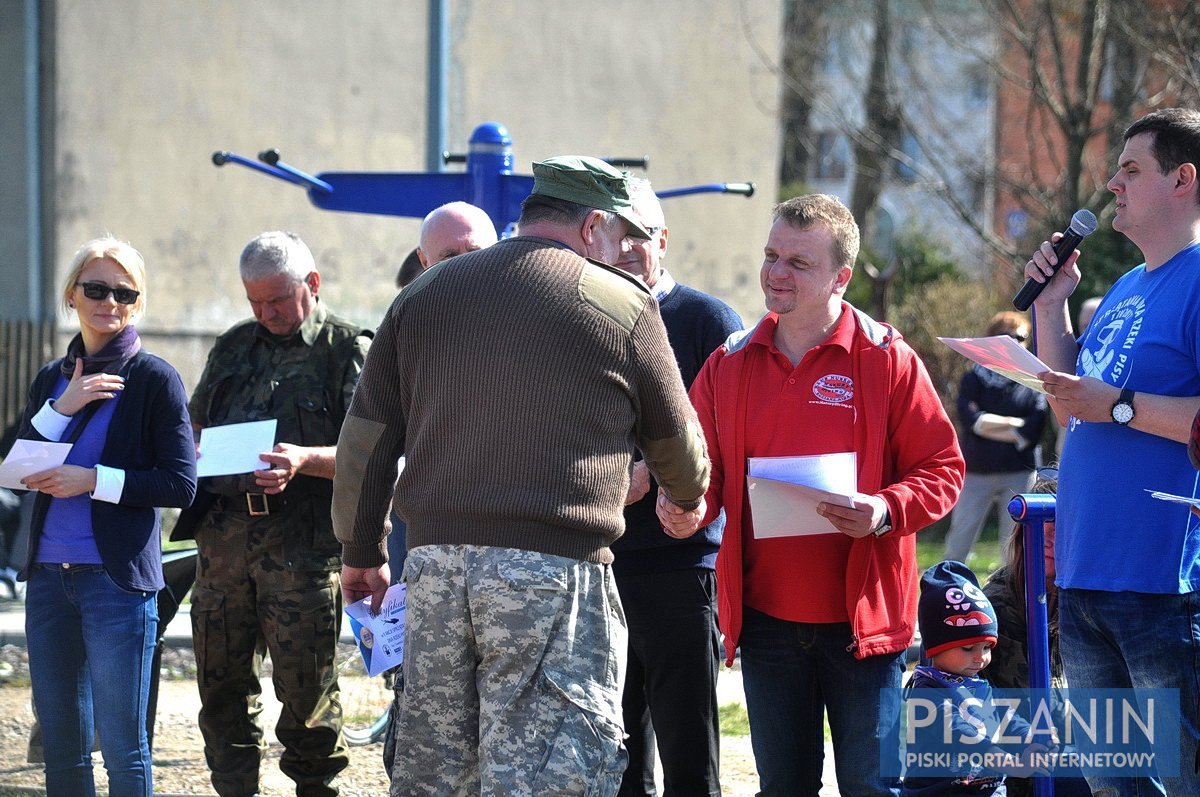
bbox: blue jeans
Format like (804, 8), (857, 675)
(739, 608), (904, 797)
(1059, 588), (1200, 797)
(26, 563), (158, 797)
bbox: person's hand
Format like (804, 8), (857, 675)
(625, 461), (651, 505)
(1038, 371), (1120, 423)
(656, 490), (706, 539)
(256, 443), (309, 494)
(21, 465), (98, 498)
(1023, 233), (1082, 307)
(52, 359), (124, 417)
(818, 493), (889, 538)
(1008, 742), (1057, 777)
(341, 563), (391, 612)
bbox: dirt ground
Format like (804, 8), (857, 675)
(0, 667), (765, 796)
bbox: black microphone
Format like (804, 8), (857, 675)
(1012, 209), (1098, 311)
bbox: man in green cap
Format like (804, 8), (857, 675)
(332, 156), (710, 794)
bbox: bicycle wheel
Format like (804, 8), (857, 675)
(336, 639), (395, 746)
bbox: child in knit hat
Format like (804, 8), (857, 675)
(902, 561), (1050, 797)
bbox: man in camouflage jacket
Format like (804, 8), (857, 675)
(185, 232), (371, 797)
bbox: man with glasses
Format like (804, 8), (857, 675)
(1023, 107), (1200, 797)
(184, 231), (372, 796)
(607, 179), (741, 796)
(943, 310), (1047, 564)
(333, 157), (710, 794)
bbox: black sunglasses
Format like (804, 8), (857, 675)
(77, 281), (140, 305)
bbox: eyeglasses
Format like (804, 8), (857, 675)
(76, 281), (140, 305)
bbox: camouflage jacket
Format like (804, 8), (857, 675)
(189, 301), (371, 570)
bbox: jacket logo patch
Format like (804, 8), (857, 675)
(813, 374), (854, 403)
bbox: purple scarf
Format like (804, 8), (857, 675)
(60, 324), (142, 378)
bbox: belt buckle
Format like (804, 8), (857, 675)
(246, 493), (270, 517)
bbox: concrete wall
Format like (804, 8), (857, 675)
(0, 1), (36, 321)
(46, 0), (782, 390)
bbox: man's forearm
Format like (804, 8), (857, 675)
(1127, 393), (1200, 445)
(299, 445), (337, 480)
(1033, 302), (1078, 374)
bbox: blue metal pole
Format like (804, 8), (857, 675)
(426, 0), (448, 173)
(466, 122), (513, 231)
(1008, 493), (1055, 797)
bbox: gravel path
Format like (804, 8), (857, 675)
(0, 644), (767, 795)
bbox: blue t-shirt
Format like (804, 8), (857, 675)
(1058, 244), (1200, 593)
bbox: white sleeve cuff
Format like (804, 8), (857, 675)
(92, 465), (126, 504)
(31, 399), (72, 441)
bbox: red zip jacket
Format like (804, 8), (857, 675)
(690, 305), (964, 664)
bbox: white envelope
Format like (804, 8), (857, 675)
(196, 419), (278, 478)
(0, 439), (74, 490)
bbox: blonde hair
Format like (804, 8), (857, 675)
(62, 236), (147, 318)
(772, 194), (860, 270)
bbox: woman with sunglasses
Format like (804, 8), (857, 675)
(13, 237), (196, 796)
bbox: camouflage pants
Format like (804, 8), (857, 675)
(192, 508), (348, 796)
(391, 544), (628, 796)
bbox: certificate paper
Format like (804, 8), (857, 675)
(344, 584), (407, 677)
(938, 335), (1051, 395)
(0, 439), (73, 489)
(196, 419), (277, 478)
(747, 453), (857, 538)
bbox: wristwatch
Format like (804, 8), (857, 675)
(873, 509), (893, 537)
(1111, 388), (1136, 426)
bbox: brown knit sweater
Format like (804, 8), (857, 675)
(332, 236), (710, 568)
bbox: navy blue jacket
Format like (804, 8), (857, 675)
(18, 350), (197, 592)
(612, 282), (743, 574)
(956, 365), (1046, 474)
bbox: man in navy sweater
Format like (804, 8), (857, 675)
(611, 180), (743, 796)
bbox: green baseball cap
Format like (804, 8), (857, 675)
(531, 156), (651, 239)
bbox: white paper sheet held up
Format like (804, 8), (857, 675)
(0, 439), (74, 490)
(344, 583), (407, 677)
(196, 419), (277, 478)
(747, 453), (857, 538)
(937, 335), (1051, 395)
(1145, 489), (1200, 510)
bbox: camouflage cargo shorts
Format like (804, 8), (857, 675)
(389, 544), (628, 796)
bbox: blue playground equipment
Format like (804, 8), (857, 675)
(212, 121), (755, 233)
(1007, 492), (1055, 797)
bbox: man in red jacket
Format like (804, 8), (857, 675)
(685, 194), (964, 796)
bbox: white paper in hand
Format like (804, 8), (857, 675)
(0, 439), (74, 490)
(343, 583), (407, 677)
(196, 419), (277, 478)
(747, 453), (857, 538)
(938, 335), (1051, 395)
